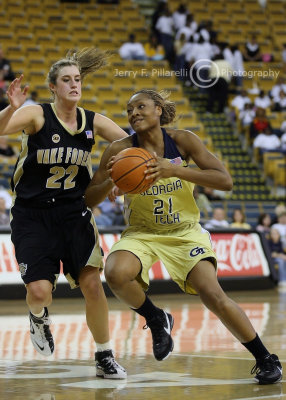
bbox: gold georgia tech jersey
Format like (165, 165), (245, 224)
(123, 129), (200, 232)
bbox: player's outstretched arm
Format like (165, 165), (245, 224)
(0, 75), (43, 136)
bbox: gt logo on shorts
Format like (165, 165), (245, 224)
(190, 247), (206, 257)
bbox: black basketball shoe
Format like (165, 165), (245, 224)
(252, 354), (282, 384)
(95, 350), (127, 379)
(144, 310), (174, 361)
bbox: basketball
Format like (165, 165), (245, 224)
(110, 147), (156, 194)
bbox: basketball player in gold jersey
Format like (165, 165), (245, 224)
(85, 89), (282, 384)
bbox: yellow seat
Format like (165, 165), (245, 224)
(263, 152), (285, 178)
(174, 100), (191, 114)
(111, 114), (129, 128)
(112, 77), (135, 90)
(274, 163), (286, 187)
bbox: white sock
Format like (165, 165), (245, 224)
(96, 342), (112, 352)
(31, 309), (45, 318)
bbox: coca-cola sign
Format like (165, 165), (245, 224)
(0, 232), (271, 284)
(211, 233), (270, 277)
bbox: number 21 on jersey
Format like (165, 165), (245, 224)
(153, 197), (180, 225)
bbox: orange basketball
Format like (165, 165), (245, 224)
(110, 147), (156, 194)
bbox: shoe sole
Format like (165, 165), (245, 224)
(30, 336), (54, 356)
(254, 375), (282, 385)
(96, 370), (127, 379)
(157, 313), (174, 362)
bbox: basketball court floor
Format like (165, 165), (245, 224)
(1, 289), (286, 400)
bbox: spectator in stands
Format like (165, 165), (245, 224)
(273, 204), (286, 224)
(204, 207), (229, 230)
(92, 197), (125, 227)
(253, 126), (281, 153)
(0, 186), (12, 210)
(205, 52), (232, 113)
(174, 33), (188, 80)
(151, 1), (168, 41)
(229, 44), (244, 89)
(0, 88), (8, 111)
(254, 90), (272, 110)
(187, 34), (213, 93)
(267, 227), (286, 288)
(0, 136), (15, 157)
(193, 185), (213, 220)
(22, 90), (39, 107)
(280, 120), (286, 136)
(272, 211), (286, 251)
(256, 213), (272, 236)
(144, 34), (165, 61)
(231, 89), (251, 112)
(230, 208), (251, 230)
(175, 13), (197, 42)
(197, 20), (217, 43)
(221, 42), (233, 66)
(0, 197), (9, 226)
(155, 6), (175, 64)
(119, 34), (146, 61)
(180, 34), (196, 83)
(239, 103), (255, 128)
(0, 45), (15, 82)
(270, 76), (286, 100)
(243, 35), (262, 62)
(272, 90), (286, 112)
(249, 107), (272, 142)
(172, 3), (189, 32)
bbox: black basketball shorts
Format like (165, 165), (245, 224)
(10, 198), (103, 289)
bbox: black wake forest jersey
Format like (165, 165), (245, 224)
(11, 103), (95, 203)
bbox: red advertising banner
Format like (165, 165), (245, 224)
(212, 232), (270, 278)
(0, 231), (270, 284)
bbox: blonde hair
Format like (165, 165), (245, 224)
(131, 89), (176, 125)
(47, 47), (111, 85)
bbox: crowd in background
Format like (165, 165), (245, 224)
(117, 2), (286, 158)
(0, 2), (285, 285)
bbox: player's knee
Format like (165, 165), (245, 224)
(81, 273), (102, 297)
(26, 281), (52, 305)
(199, 286), (228, 313)
(104, 262), (126, 289)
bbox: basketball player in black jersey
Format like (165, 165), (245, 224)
(0, 48), (127, 379)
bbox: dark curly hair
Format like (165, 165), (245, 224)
(130, 89), (177, 125)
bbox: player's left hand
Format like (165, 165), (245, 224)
(108, 185), (124, 202)
(145, 154), (176, 183)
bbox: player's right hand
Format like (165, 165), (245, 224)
(6, 74), (29, 111)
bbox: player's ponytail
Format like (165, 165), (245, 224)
(133, 89), (176, 125)
(47, 47), (111, 85)
(66, 47), (111, 80)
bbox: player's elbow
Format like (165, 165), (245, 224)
(222, 175), (233, 191)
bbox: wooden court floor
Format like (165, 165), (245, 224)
(1, 289), (286, 400)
